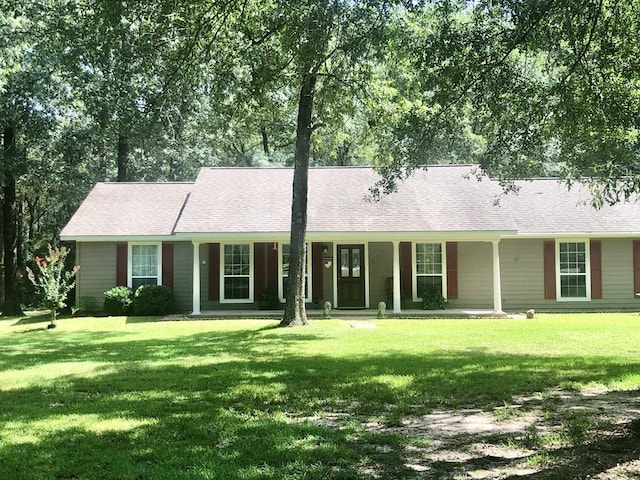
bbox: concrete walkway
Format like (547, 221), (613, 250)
(169, 308), (511, 320)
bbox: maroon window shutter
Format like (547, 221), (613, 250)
(254, 243), (266, 296)
(543, 240), (556, 300)
(208, 243), (220, 301)
(312, 242), (324, 302)
(590, 240), (602, 299)
(267, 244), (279, 292)
(400, 242), (412, 299)
(162, 243), (174, 290)
(116, 243), (128, 286)
(446, 242), (458, 299)
(634, 240), (640, 295)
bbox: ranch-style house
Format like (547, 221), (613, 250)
(60, 165), (640, 314)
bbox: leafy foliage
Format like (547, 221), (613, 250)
(132, 285), (173, 316)
(421, 285), (447, 310)
(103, 285), (173, 316)
(25, 244), (79, 325)
(103, 286), (134, 316)
(373, 1), (640, 203)
(3, 0), (640, 317)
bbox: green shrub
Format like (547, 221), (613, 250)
(421, 284), (448, 310)
(132, 284), (173, 316)
(103, 286), (134, 315)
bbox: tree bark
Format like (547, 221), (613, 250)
(2, 121), (24, 316)
(281, 72), (316, 326)
(261, 125), (270, 155)
(116, 131), (128, 182)
(169, 101), (188, 180)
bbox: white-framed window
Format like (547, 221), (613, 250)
(413, 242), (446, 301)
(129, 243), (161, 290)
(221, 243), (253, 302)
(279, 243), (312, 302)
(557, 240), (591, 300)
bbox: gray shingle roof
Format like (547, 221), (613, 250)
(60, 165), (640, 239)
(60, 182), (192, 238)
(498, 179), (640, 235)
(173, 165), (516, 234)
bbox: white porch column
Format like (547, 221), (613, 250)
(364, 242), (370, 308)
(492, 240), (504, 314)
(392, 240), (402, 313)
(192, 241), (201, 315)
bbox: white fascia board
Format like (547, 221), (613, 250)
(173, 232), (289, 241)
(60, 235), (176, 242)
(305, 231), (517, 242)
(67, 230), (519, 243)
(500, 232), (640, 239)
(171, 230), (518, 242)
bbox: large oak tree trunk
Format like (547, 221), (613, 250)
(2, 121), (24, 316)
(281, 73), (316, 327)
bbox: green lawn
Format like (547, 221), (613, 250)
(1, 313), (639, 479)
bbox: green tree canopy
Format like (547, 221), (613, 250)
(375, 0), (640, 204)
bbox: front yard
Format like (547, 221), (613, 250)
(1, 313), (639, 479)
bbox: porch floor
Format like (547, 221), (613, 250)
(177, 308), (510, 320)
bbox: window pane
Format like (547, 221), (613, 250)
(416, 243), (442, 275)
(352, 248), (361, 278)
(341, 249), (349, 277)
(559, 242), (586, 274)
(222, 244), (251, 300)
(282, 244), (290, 277)
(417, 276), (443, 295)
(224, 244), (250, 276)
(132, 277), (157, 291)
(224, 277), (249, 300)
(132, 244), (158, 277)
(560, 275), (587, 298)
(559, 242), (588, 298)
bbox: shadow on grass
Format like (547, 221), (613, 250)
(124, 315), (162, 324)
(1, 326), (640, 479)
(11, 313), (51, 326)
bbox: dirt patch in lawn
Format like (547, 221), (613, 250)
(297, 388), (640, 479)
(377, 387), (640, 479)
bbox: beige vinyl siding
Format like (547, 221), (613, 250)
(501, 238), (639, 311)
(598, 238), (637, 309)
(450, 242), (493, 309)
(368, 242), (393, 307)
(171, 242), (193, 312)
(77, 241), (193, 313)
(500, 239), (548, 311)
(76, 242), (117, 311)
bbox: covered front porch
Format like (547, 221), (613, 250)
(186, 234), (507, 317)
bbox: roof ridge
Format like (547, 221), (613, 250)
(97, 181), (195, 185)
(199, 163), (478, 171)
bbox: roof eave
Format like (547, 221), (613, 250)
(501, 231), (640, 239)
(172, 230), (518, 242)
(60, 235), (177, 242)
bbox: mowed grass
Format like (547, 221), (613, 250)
(1, 312), (640, 479)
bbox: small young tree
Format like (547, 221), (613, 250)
(26, 244), (79, 328)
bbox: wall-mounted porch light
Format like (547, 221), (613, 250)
(322, 244), (333, 269)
